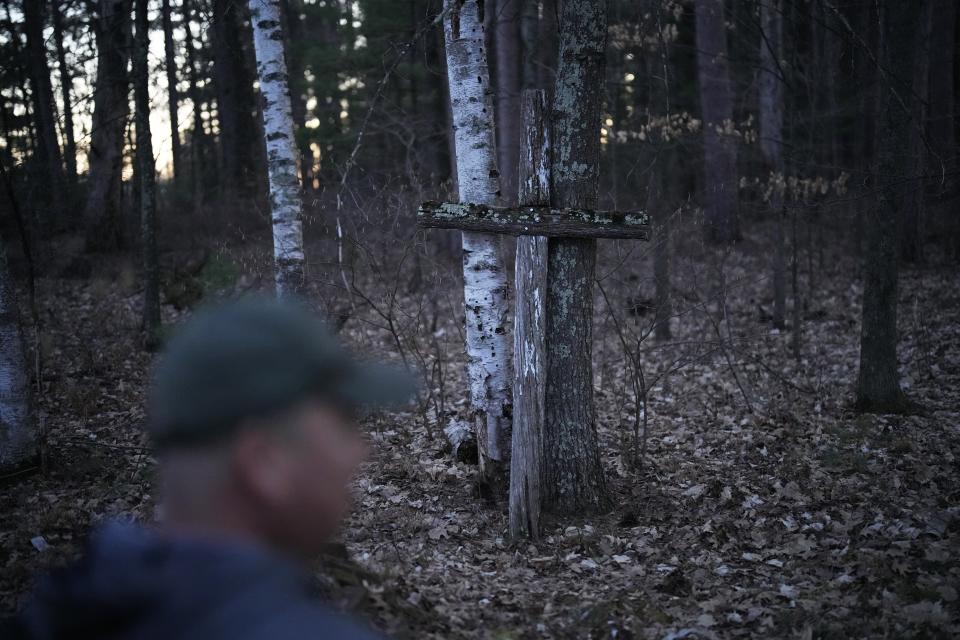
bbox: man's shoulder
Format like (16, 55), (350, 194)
(236, 600), (386, 640)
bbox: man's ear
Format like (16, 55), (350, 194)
(231, 427), (290, 504)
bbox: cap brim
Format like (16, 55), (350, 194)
(331, 362), (418, 410)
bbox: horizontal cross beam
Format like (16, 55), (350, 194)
(418, 201), (651, 240)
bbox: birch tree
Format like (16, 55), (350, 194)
(443, 0), (512, 476)
(248, 0), (306, 297)
(0, 241), (34, 472)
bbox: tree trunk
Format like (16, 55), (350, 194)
(0, 239), (34, 472)
(280, 0), (315, 192)
(928, 0), (955, 162)
(543, 0), (609, 514)
(520, 0), (538, 90)
(51, 0), (77, 187)
(248, 0), (307, 297)
(427, 1), (453, 185)
(856, 1), (924, 413)
(84, 0), (133, 252)
(161, 0), (183, 182)
(134, 0), (160, 348)
(650, 166), (671, 342)
(494, 0), (522, 205)
(853, 2), (880, 257)
(759, 0), (785, 328)
(646, 38), (671, 342)
(537, 0), (558, 94)
(24, 0), (64, 226)
(213, 0), (260, 197)
(928, 0), (957, 257)
(510, 89), (548, 540)
(443, 0), (512, 479)
(183, 0), (208, 210)
(900, 0), (931, 264)
(694, 0), (739, 243)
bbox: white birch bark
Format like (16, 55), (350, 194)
(0, 243), (34, 471)
(248, 0), (306, 297)
(443, 0), (512, 468)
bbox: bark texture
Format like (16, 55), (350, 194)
(443, 0), (512, 474)
(509, 90), (549, 540)
(544, 0), (609, 513)
(856, 0), (924, 413)
(493, 0), (522, 205)
(84, 0), (133, 252)
(694, 0), (739, 243)
(134, 0), (159, 347)
(759, 0), (786, 328)
(418, 201), (650, 238)
(0, 242), (34, 471)
(248, 0), (307, 297)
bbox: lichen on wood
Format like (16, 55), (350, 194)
(418, 201), (650, 239)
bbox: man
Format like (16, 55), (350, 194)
(7, 298), (412, 639)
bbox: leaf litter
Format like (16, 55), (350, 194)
(0, 236), (958, 639)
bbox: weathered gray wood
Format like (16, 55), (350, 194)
(418, 202), (650, 240)
(509, 90), (548, 541)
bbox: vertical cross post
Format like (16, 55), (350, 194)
(509, 90), (549, 540)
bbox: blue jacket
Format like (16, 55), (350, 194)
(4, 522), (384, 639)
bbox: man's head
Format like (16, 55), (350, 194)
(147, 298), (412, 557)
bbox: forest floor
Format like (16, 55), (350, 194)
(1, 221), (958, 639)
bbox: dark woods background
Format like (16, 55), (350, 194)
(2, 0), (957, 267)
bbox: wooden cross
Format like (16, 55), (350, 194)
(417, 90), (651, 539)
(418, 201), (651, 241)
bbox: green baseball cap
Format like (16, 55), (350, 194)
(147, 297), (415, 449)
